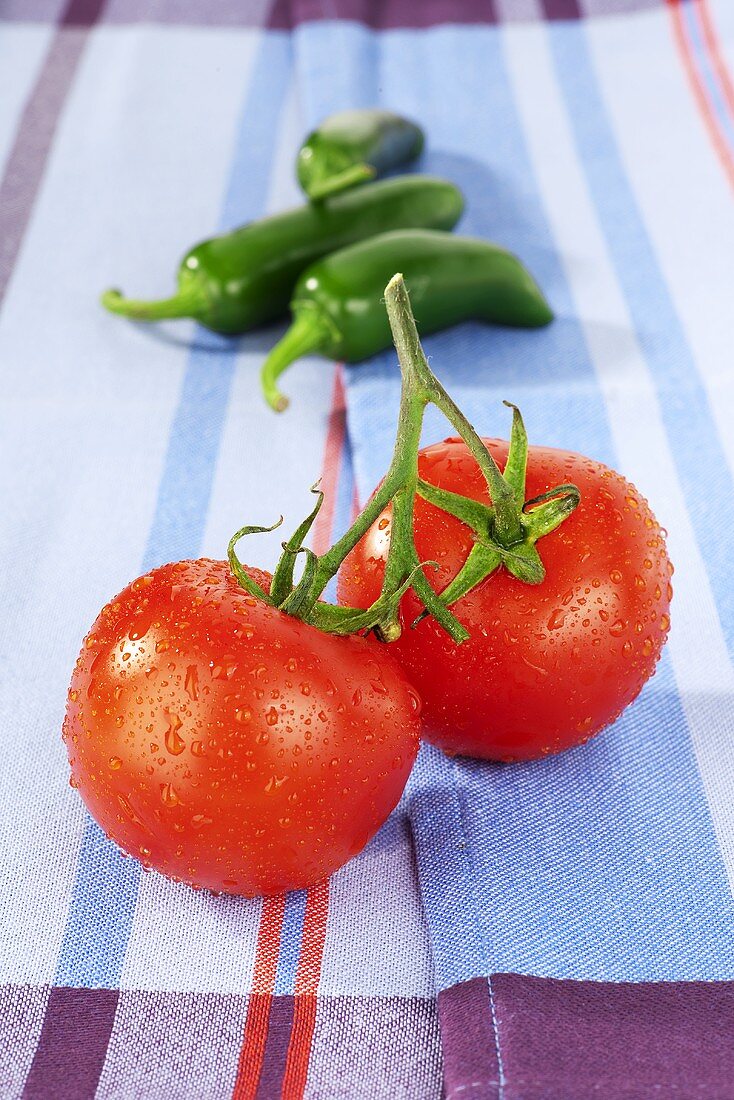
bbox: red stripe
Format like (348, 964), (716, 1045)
(696, 0), (734, 123)
(277, 366), (349, 1098)
(231, 895), (286, 1100)
(311, 366), (347, 556)
(280, 883), (331, 1098)
(666, 0), (734, 190)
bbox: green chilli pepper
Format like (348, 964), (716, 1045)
(297, 109), (424, 201)
(100, 176), (461, 335)
(261, 229), (553, 411)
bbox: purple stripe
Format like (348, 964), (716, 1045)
(22, 987), (119, 1100)
(540, 0), (582, 19)
(437, 978), (500, 1100)
(438, 974), (734, 1099)
(0, 0), (662, 23)
(0, 0), (105, 309)
(255, 995), (295, 1100)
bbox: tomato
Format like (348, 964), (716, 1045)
(338, 437), (672, 762)
(63, 559), (420, 896)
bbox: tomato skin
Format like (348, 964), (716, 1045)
(63, 559), (420, 896)
(338, 438), (672, 762)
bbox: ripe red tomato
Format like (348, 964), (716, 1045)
(63, 559), (420, 896)
(338, 437), (672, 762)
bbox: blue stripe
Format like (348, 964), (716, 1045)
(273, 890), (309, 995)
(55, 32), (293, 989)
(333, 23), (734, 985)
(681, 0), (734, 153)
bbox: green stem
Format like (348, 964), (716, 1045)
(307, 163), (376, 201)
(229, 272), (580, 645)
(100, 285), (207, 322)
(261, 312), (332, 412)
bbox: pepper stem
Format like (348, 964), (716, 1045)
(307, 163), (377, 201)
(261, 311), (334, 412)
(101, 286), (207, 323)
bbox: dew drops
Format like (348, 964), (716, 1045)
(660, 614), (670, 632)
(352, 688), (363, 706)
(609, 569), (623, 584)
(155, 639), (169, 654)
(108, 756), (122, 770)
(265, 775), (289, 794)
(191, 740), (205, 757)
(85, 635), (98, 650)
(265, 707), (279, 727)
(609, 620), (626, 637)
(191, 814), (212, 828)
(300, 683), (311, 697)
(68, 689), (79, 703)
(235, 708), (252, 724)
(378, 517), (389, 531)
(256, 731), (270, 746)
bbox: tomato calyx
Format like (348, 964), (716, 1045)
(413, 404), (580, 617)
(229, 274), (580, 645)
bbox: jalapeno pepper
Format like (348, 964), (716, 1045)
(100, 176), (461, 335)
(296, 109), (424, 201)
(261, 229), (553, 411)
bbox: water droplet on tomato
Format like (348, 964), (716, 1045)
(191, 814), (212, 828)
(155, 639), (169, 654)
(609, 620), (626, 637)
(160, 782), (179, 806)
(352, 689), (363, 706)
(660, 614), (670, 632)
(300, 683), (311, 697)
(184, 665), (199, 701)
(547, 608), (566, 631)
(265, 707), (279, 727)
(108, 756), (122, 770)
(165, 711), (185, 755)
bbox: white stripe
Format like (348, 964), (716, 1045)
(319, 816), (436, 997)
(588, 8), (734, 468)
(201, 78), (337, 573)
(0, 25), (261, 986)
(504, 19), (734, 888)
(0, 25), (54, 177)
